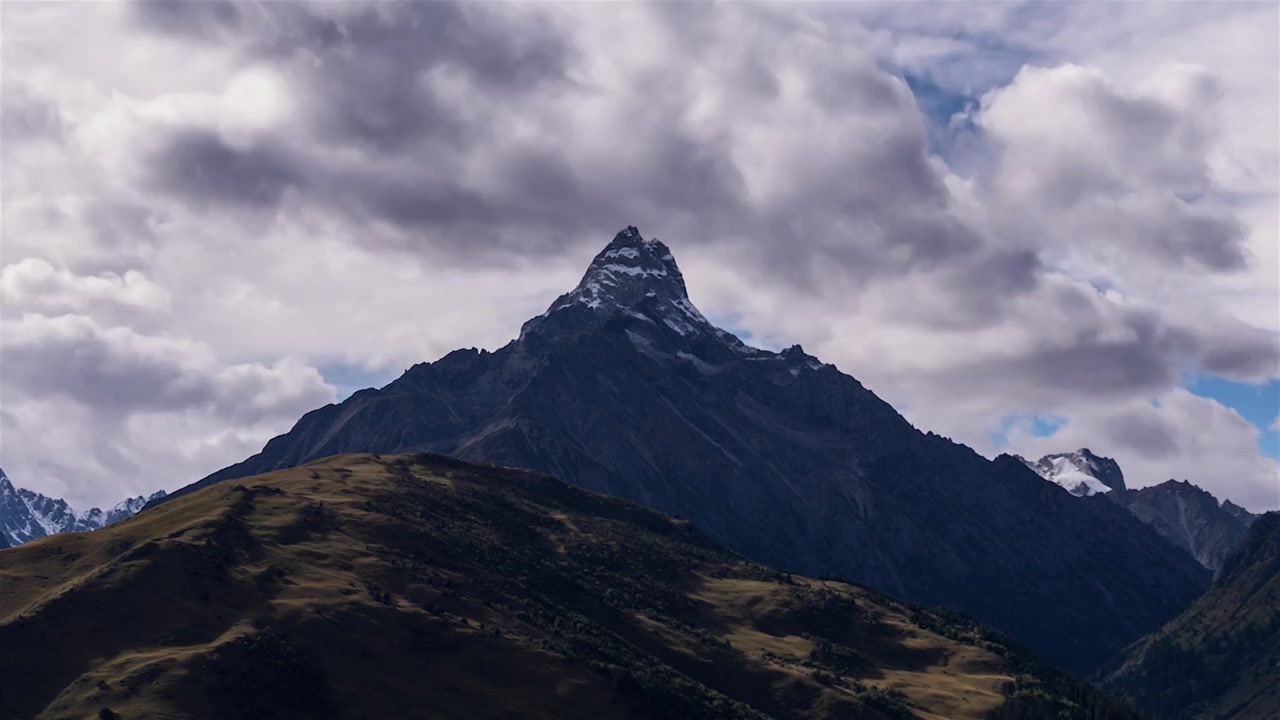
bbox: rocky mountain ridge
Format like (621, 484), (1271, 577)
(155, 226), (1210, 674)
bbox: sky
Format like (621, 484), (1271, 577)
(1, 1), (1277, 512)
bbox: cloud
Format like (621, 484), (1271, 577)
(973, 63), (1247, 271)
(0, 311), (335, 510)
(1, 314), (333, 423)
(1004, 390), (1280, 512)
(1, 81), (67, 143)
(2, 258), (170, 321)
(0, 0), (1276, 512)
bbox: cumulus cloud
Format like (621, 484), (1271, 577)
(0, 1), (1276, 510)
(973, 63), (1247, 272)
(1, 314), (333, 423)
(1, 259), (170, 321)
(1004, 390), (1280, 512)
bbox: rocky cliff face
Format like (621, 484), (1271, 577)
(160, 227), (1210, 673)
(1109, 480), (1257, 573)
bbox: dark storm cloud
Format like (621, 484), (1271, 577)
(3, 316), (329, 423)
(3, 319), (215, 415)
(1201, 336), (1280, 380)
(0, 84), (66, 144)
(1160, 211), (1248, 271)
(131, 0), (242, 40)
(902, 247), (1044, 330)
(125, 0), (1259, 358)
(147, 129), (302, 209)
(1101, 411), (1180, 457)
(128, 1), (974, 277)
(1018, 337), (1181, 394)
(131, 0), (617, 258)
(133, 1), (571, 154)
(940, 305), (1205, 397)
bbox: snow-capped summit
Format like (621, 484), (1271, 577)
(0, 467), (166, 547)
(1020, 448), (1126, 496)
(521, 226), (752, 353)
(551, 225), (690, 312)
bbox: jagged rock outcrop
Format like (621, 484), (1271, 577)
(1109, 480), (1257, 573)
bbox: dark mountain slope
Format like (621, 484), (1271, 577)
(1018, 451), (1258, 572)
(0, 454), (1144, 720)
(159, 226), (1209, 673)
(1109, 481), (1256, 572)
(1101, 512), (1280, 720)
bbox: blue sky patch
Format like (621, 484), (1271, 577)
(1188, 375), (1280, 460)
(320, 363), (398, 402)
(989, 413), (1068, 449)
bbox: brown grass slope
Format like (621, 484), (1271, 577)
(1, 454), (1141, 720)
(1100, 512), (1280, 720)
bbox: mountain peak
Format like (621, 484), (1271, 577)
(519, 226), (748, 349)
(571, 225), (688, 308)
(1022, 448), (1126, 496)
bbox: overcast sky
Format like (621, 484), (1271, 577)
(2, 1), (1277, 512)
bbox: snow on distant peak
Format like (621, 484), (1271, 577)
(0, 467), (167, 547)
(1020, 448), (1127, 497)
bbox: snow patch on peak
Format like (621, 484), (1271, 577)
(603, 246), (640, 260)
(522, 227), (779, 363)
(1022, 449), (1126, 497)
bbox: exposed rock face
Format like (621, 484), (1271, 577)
(1109, 480), (1257, 573)
(160, 227), (1210, 674)
(1101, 512), (1280, 720)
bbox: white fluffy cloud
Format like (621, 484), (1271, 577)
(1005, 390), (1279, 511)
(0, 1), (1276, 511)
(2, 259), (170, 322)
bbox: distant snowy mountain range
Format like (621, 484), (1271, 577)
(1019, 448), (1257, 571)
(0, 468), (165, 547)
